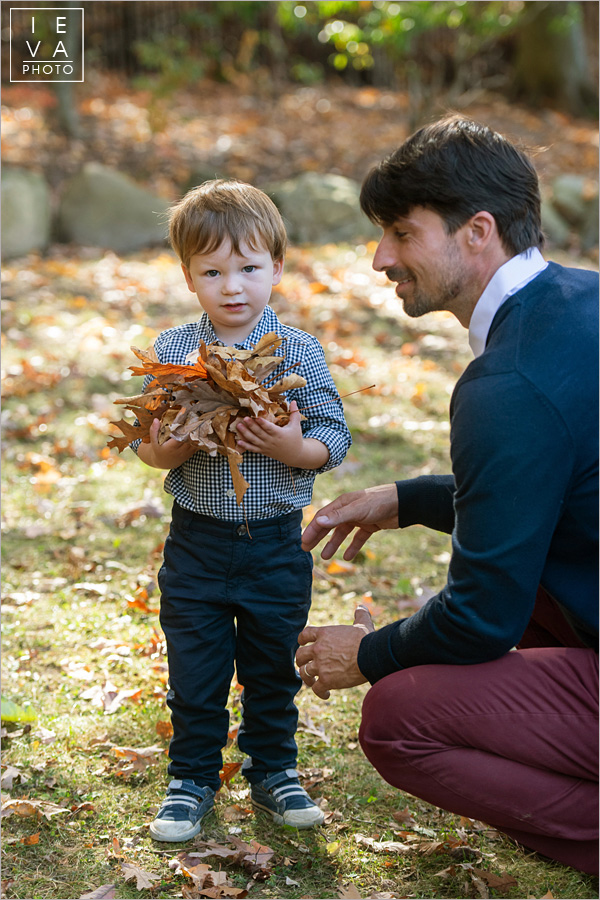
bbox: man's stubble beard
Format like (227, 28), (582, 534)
(398, 240), (467, 319)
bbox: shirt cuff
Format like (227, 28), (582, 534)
(357, 622), (405, 684)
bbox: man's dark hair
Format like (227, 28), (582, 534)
(360, 115), (544, 256)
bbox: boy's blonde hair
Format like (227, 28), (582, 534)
(168, 179), (287, 268)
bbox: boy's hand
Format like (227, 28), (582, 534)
(137, 418), (198, 470)
(235, 400), (329, 470)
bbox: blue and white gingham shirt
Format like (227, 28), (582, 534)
(130, 305), (352, 521)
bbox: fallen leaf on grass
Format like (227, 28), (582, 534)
(0, 798), (70, 820)
(1, 766), (27, 790)
(110, 744), (165, 775)
(219, 761), (242, 788)
(354, 832), (411, 854)
(21, 832), (40, 845)
(392, 806), (416, 827)
(79, 885), (117, 899)
(434, 862), (517, 897)
(221, 804), (253, 823)
(326, 559), (356, 575)
(338, 885), (362, 899)
(156, 719), (174, 740)
(471, 866), (517, 889)
(169, 856), (247, 897)
(31, 726), (57, 745)
(70, 802), (96, 816)
(297, 712), (330, 744)
(185, 835), (274, 880)
(80, 677), (143, 715)
(121, 862), (157, 890)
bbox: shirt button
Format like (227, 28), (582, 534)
(226, 489), (235, 498)
(236, 524), (247, 536)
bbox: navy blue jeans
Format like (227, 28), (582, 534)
(157, 502), (313, 791)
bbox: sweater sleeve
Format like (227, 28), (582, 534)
(396, 475), (455, 533)
(358, 372), (574, 683)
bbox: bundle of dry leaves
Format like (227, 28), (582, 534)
(107, 332), (306, 505)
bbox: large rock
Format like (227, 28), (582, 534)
(579, 192), (599, 254)
(550, 174), (592, 226)
(541, 194), (571, 249)
(2, 168), (51, 259)
(267, 172), (378, 245)
(57, 164), (170, 252)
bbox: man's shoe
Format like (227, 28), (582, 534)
(250, 768), (324, 828)
(149, 779), (215, 842)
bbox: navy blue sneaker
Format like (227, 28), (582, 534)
(250, 768), (324, 828)
(149, 779), (215, 842)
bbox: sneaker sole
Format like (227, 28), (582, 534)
(149, 815), (208, 842)
(252, 799), (325, 828)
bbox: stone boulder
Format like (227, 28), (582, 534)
(266, 172), (378, 245)
(550, 174), (591, 226)
(541, 193), (571, 249)
(2, 167), (51, 259)
(57, 163), (170, 253)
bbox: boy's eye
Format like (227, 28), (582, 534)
(242, 265), (256, 273)
(205, 270), (220, 277)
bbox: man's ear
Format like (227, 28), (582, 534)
(465, 211), (497, 253)
(272, 257), (284, 285)
(181, 263), (196, 293)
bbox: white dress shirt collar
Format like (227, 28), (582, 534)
(468, 248), (548, 357)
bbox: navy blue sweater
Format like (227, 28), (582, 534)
(358, 262), (599, 682)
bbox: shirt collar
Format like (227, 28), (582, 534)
(468, 248), (548, 357)
(198, 305), (281, 349)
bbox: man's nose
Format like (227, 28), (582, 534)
(372, 234), (396, 273)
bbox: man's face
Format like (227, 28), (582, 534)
(372, 207), (471, 319)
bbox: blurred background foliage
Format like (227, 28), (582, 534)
(4, 0), (599, 125)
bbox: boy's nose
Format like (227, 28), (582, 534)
(222, 277), (243, 295)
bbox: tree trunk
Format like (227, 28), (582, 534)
(52, 0), (81, 137)
(512, 1), (598, 116)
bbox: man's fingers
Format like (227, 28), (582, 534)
(353, 605), (375, 632)
(297, 626), (319, 648)
(311, 680), (330, 701)
(318, 523), (355, 560)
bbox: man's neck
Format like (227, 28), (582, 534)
(455, 246), (512, 329)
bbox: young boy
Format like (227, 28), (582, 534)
(131, 179), (351, 841)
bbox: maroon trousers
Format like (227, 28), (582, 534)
(359, 589), (599, 874)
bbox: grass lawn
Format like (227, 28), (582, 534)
(1, 242), (597, 900)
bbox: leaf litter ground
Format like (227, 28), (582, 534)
(2, 239), (597, 900)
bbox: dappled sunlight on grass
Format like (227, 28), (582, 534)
(1, 243), (597, 900)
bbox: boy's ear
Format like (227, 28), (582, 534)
(272, 257), (284, 285)
(181, 263), (196, 293)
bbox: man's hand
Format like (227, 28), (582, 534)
(296, 606), (374, 700)
(235, 400), (329, 469)
(301, 483), (399, 560)
(137, 418), (198, 470)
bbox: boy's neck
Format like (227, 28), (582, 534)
(206, 308), (268, 346)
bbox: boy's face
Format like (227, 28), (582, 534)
(182, 238), (283, 344)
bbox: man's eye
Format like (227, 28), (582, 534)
(394, 231), (407, 240)
(242, 265), (256, 273)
